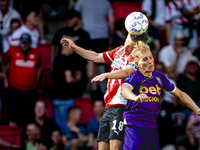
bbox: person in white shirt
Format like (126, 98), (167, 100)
(7, 9), (39, 50)
(142, 0), (166, 29)
(166, 0), (200, 49)
(0, 0), (20, 39)
(159, 30), (192, 77)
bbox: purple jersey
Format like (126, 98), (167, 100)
(123, 71), (175, 128)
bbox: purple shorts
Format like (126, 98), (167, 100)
(123, 125), (160, 150)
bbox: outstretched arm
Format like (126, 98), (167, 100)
(121, 83), (148, 102)
(91, 66), (136, 82)
(172, 87), (200, 115)
(60, 38), (105, 63)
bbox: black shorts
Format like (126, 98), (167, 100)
(97, 106), (125, 143)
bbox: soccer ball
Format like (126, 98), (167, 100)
(125, 12), (149, 35)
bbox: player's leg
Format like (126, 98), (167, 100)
(98, 141), (109, 150)
(108, 106), (125, 150)
(122, 125), (146, 150)
(109, 139), (123, 150)
(146, 128), (160, 150)
(97, 109), (110, 150)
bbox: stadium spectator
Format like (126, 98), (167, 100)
(175, 110), (200, 150)
(2, 33), (41, 127)
(2, 18), (21, 53)
(0, 0), (20, 39)
(5, 9), (39, 52)
(37, 137), (52, 150)
(142, 0), (166, 30)
(87, 98), (104, 150)
(75, 0), (114, 93)
(75, 0), (114, 52)
(21, 100), (57, 150)
(50, 128), (64, 150)
(166, 0), (200, 49)
(176, 56), (200, 104)
(159, 31), (192, 78)
(61, 106), (88, 150)
(25, 123), (41, 150)
(51, 10), (89, 128)
(142, 0), (166, 47)
(111, 18), (128, 48)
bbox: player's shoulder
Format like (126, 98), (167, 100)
(125, 70), (140, 82)
(153, 71), (166, 78)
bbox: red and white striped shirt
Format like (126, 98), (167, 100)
(102, 45), (136, 109)
(166, 0), (199, 24)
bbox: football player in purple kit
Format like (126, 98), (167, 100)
(120, 42), (200, 150)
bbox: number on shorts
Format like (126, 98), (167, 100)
(112, 120), (117, 130)
(112, 120), (124, 131)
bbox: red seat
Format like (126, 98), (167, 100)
(0, 125), (22, 147)
(74, 97), (94, 124)
(112, 2), (142, 21)
(38, 43), (52, 70)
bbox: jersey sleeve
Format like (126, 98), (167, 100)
(127, 61), (138, 71)
(159, 72), (176, 93)
(102, 46), (121, 63)
(124, 73), (138, 88)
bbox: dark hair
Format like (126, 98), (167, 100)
(37, 137), (52, 149)
(67, 106), (80, 117)
(10, 18), (21, 26)
(65, 9), (81, 20)
(51, 127), (62, 136)
(130, 31), (148, 43)
(22, 9), (38, 21)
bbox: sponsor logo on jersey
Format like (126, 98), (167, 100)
(15, 60), (35, 68)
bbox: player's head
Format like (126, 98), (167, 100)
(132, 42), (154, 73)
(67, 106), (81, 123)
(124, 32), (148, 54)
(130, 31), (148, 44)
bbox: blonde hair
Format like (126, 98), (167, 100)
(131, 41), (150, 62)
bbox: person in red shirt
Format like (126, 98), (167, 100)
(3, 33), (41, 127)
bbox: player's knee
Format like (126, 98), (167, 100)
(109, 139), (123, 150)
(98, 141), (109, 150)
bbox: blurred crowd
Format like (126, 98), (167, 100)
(0, 0), (200, 150)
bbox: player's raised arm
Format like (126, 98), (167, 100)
(171, 87), (200, 115)
(91, 66), (135, 82)
(121, 83), (148, 103)
(60, 38), (105, 63)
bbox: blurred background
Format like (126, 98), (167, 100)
(0, 0), (200, 150)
